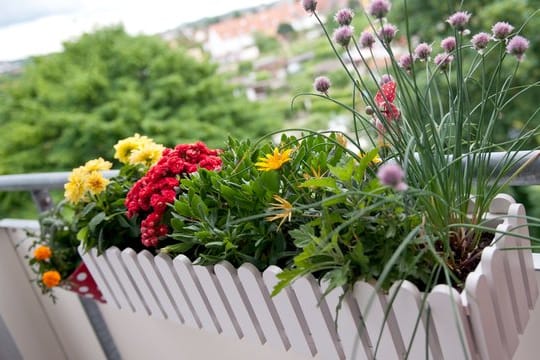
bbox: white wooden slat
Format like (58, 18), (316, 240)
(480, 246), (519, 358)
(121, 248), (166, 320)
(154, 253), (200, 327)
(78, 246), (120, 309)
(389, 281), (441, 360)
(322, 283), (371, 360)
(508, 203), (539, 308)
(488, 193), (515, 214)
(214, 261), (265, 344)
(237, 263), (290, 351)
(137, 251), (182, 323)
(353, 282), (403, 360)
(494, 223), (530, 333)
(173, 255), (221, 334)
(91, 247), (134, 311)
(262, 266), (316, 358)
(105, 247), (149, 315)
(292, 275), (345, 360)
(193, 264), (243, 339)
(427, 285), (474, 360)
(465, 271), (506, 360)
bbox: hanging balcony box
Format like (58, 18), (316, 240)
(78, 195), (538, 360)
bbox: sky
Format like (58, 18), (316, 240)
(0, 0), (276, 61)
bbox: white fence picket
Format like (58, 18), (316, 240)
(237, 263), (290, 351)
(427, 285), (474, 359)
(105, 247), (149, 315)
(137, 251), (182, 323)
(262, 266), (316, 358)
(480, 246), (519, 357)
(292, 275), (345, 360)
(214, 261), (265, 344)
(389, 281), (441, 360)
(78, 246), (120, 309)
(465, 272), (506, 360)
(509, 203), (539, 308)
(193, 264), (242, 339)
(494, 224), (530, 332)
(173, 255), (221, 334)
(154, 253), (201, 327)
(121, 248), (166, 320)
(323, 283), (371, 360)
(353, 281), (403, 360)
(92, 247), (133, 311)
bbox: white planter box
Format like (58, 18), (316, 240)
(78, 195), (538, 360)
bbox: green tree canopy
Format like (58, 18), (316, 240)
(0, 26), (280, 174)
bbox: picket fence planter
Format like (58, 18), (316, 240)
(78, 194), (538, 360)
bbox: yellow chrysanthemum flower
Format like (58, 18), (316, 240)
(114, 134), (154, 164)
(255, 148), (293, 171)
(128, 143), (165, 167)
(83, 157), (112, 172)
(85, 171), (110, 195)
(266, 195), (293, 229)
(42, 270), (61, 288)
(64, 168), (88, 204)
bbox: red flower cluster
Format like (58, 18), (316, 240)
(125, 142), (222, 247)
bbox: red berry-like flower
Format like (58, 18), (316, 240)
(126, 142), (221, 247)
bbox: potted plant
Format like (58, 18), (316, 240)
(60, 1), (540, 359)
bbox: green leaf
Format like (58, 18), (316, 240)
(299, 177), (338, 190)
(328, 160), (355, 182)
(76, 226), (89, 242)
(88, 212), (106, 232)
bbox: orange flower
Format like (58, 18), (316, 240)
(42, 270), (61, 288)
(33, 245), (52, 261)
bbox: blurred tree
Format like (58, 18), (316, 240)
(0, 26), (283, 217)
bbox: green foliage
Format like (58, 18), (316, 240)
(166, 134), (352, 270)
(0, 26), (284, 218)
(74, 164), (143, 254)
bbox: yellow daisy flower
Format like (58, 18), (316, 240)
(266, 195), (293, 229)
(255, 148), (293, 171)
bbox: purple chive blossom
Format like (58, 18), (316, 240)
(506, 35), (529, 61)
(377, 163), (408, 191)
(333, 25), (354, 47)
(492, 22), (514, 40)
(447, 11), (471, 31)
(313, 76), (331, 94)
(301, 0), (317, 13)
(398, 54), (414, 71)
(380, 74), (394, 85)
(414, 42), (432, 61)
(368, 0), (392, 19)
(434, 53), (454, 71)
(441, 36), (457, 52)
(471, 32), (490, 52)
(359, 31), (376, 48)
(379, 24), (398, 43)
(335, 8), (354, 26)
